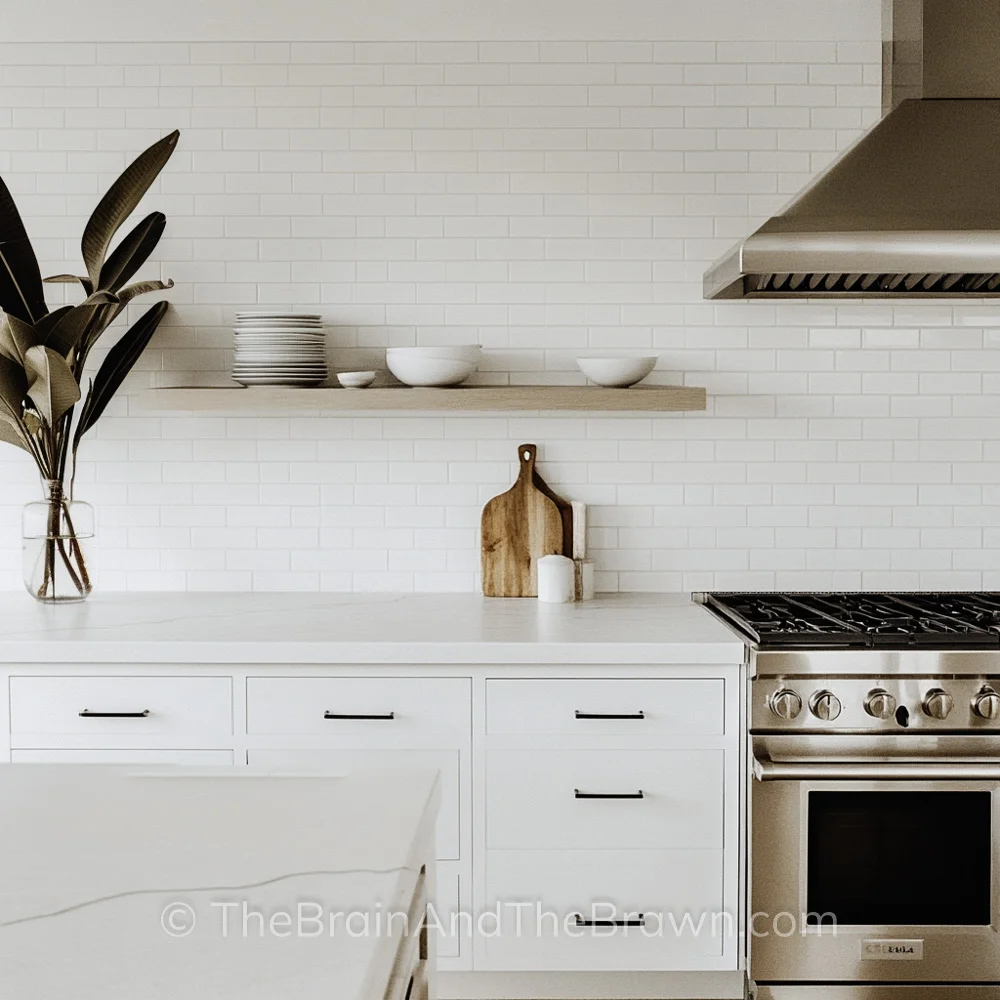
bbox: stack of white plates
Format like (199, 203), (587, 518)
(232, 312), (327, 387)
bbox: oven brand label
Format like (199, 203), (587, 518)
(861, 939), (924, 960)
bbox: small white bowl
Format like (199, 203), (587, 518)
(386, 346), (481, 387)
(576, 356), (657, 388)
(337, 370), (377, 389)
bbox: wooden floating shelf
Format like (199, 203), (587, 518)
(135, 385), (707, 413)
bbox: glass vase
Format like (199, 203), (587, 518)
(22, 480), (95, 604)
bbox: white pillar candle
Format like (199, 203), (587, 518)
(537, 554), (576, 603)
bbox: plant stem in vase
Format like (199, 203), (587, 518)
(23, 480), (94, 603)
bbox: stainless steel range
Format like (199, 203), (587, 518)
(700, 592), (1000, 1000)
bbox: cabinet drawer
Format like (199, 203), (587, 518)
(486, 749), (724, 850)
(485, 679), (725, 737)
(247, 748), (461, 861)
(9, 676), (233, 739)
(484, 849), (726, 970)
(11, 749), (234, 765)
(246, 678), (469, 737)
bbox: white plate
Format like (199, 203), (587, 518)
(232, 365), (328, 371)
(235, 320), (323, 327)
(233, 346), (326, 353)
(234, 340), (325, 346)
(232, 368), (327, 374)
(235, 312), (322, 320)
(233, 378), (326, 386)
(233, 328), (324, 335)
(234, 355), (327, 362)
(234, 356), (326, 362)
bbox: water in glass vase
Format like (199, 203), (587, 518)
(22, 481), (95, 604)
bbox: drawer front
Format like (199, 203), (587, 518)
(11, 749), (234, 765)
(485, 678), (725, 737)
(246, 678), (469, 737)
(247, 748), (461, 860)
(487, 749), (724, 850)
(484, 849), (726, 970)
(9, 676), (233, 738)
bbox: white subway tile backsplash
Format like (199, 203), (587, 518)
(0, 34), (994, 593)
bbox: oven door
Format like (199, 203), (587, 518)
(751, 756), (1000, 985)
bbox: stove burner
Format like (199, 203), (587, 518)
(706, 592), (1000, 650)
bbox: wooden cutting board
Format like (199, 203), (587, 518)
(481, 444), (567, 597)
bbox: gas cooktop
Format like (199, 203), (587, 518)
(702, 592), (1000, 649)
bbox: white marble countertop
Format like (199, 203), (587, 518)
(0, 766), (439, 999)
(0, 592), (745, 665)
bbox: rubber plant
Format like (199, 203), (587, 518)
(0, 129), (179, 601)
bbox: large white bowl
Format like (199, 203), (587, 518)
(386, 346), (481, 387)
(576, 356), (657, 388)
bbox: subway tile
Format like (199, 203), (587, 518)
(0, 35), (985, 593)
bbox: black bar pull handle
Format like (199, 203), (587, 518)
(79, 709), (150, 718)
(573, 914), (645, 928)
(574, 789), (644, 800)
(575, 710), (645, 720)
(324, 711), (396, 721)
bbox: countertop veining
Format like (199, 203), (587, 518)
(0, 592), (745, 664)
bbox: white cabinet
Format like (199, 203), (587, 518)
(486, 678), (726, 737)
(0, 660), (743, 997)
(486, 749), (725, 850)
(483, 849), (727, 970)
(245, 678), (472, 966)
(475, 669), (741, 983)
(247, 677), (468, 738)
(9, 676), (233, 741)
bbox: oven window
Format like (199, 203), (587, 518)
(807, 791), (992, 926)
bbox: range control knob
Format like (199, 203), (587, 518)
(922, 688), (954, 720)
(769, 688), (802, 720)
(973, 687), (1000, 721)
(809, 690), (842, 722)
(865, 688), (897, 720)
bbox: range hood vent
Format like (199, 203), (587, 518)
(704, 0), (1000, 299)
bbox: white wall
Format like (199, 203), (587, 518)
(3, 0), (881, 43)
(4, 3), (999, 595)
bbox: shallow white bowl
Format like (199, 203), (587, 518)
(386, 347), (480, 387)
(576, 356), (657, 388)
(337, 370), (377, 389)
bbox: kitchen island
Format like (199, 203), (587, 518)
(0, 765), (439, 1000)
(0, 592), (746, 1000)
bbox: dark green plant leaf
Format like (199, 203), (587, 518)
(82, 289), (119, 305)
(0, 417), (28, 453)
(74, 300), (168, 449)
(98, 212), (166, 292)
(33, 305), (73, 342)
(117, 277), (174, 305)
(39, 304), (106, 358)
(24, 345), (80, 427)
(81, 130), (179, 290)
(0, 175), (47, 325)
(0, 312), (38, 368)
(44, 274), (94, 295)
(0, 353), (28, 427)
(73, 302), (127, 371)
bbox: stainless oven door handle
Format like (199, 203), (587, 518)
(753, 758), (1000, 781)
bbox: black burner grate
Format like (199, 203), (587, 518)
(705, 592), (1000, 649)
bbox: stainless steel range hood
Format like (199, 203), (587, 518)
(704, 0), (1000, 299)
